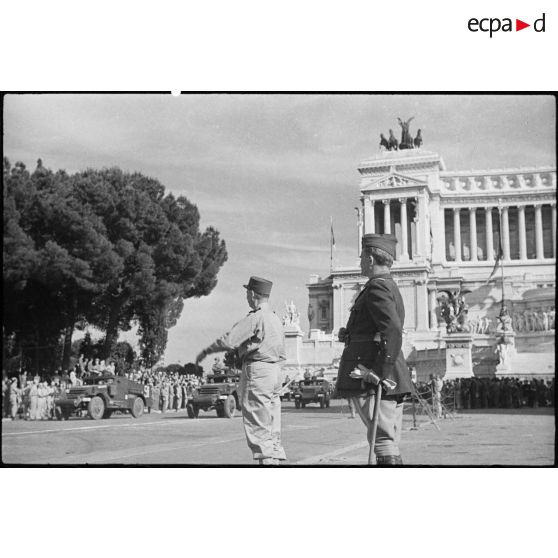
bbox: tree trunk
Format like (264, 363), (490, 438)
(61, 322), (75, 371)
(61, 295), (77, 371)
(103, 297), (124, 359)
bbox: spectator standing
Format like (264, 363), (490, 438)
(28, 377), (40, 420)
(9, 378), (20, 420)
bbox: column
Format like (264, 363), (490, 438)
(383, 200), (391, 234)
(485, 207), (494, 261)
(356, 207), (363, 257)
(370, 200), (375, 233)
(363, 197), (372, 234)
(534, 204), (544, 259)
(470, 208), (478, 261)
(429, 288), (438, 330)
(552, 204), (556, 258)
(453, 208), (461, 262)
(518, 205), (527, 260)
(399, 198), (409, 261)
(502, 206), (510, 261)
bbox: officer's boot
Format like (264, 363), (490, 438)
(376, 455), (403, 466)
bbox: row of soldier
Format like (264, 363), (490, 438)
(2, 376), (66, 421)
(141, 372), (202, 413)
(419, 376), (555, 410)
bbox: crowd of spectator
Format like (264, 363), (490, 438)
(132, 368), (203, 413)
(1, 357), (207, 420)
(415, 376), (555, 411)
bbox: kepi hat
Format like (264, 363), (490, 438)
(243, 276), (273, 296)
(361, 233), (397, 259)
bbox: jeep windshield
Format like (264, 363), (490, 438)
(207, 373), (240, 384)
(81, 374), (116, 385)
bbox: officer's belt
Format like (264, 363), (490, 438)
(345, 334), (378, 344)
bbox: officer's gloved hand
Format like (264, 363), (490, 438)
(337, 327), (347, 342)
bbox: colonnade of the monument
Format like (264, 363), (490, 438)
(443, 203), (556, 263)
(363, 197), (416, 261)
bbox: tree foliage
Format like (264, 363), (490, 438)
(3, 159), (227, 373)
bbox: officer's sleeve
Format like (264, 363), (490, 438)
(210, 313), (260, 352)
(365, 280), (402, 375)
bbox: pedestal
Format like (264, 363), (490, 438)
(284, 326), (303, 367)
(494, 332), (516, 376)
(444, 334), (474, 379)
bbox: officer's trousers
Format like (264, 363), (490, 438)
(239, 361), (286, 461)
(350, 395), (404, 457)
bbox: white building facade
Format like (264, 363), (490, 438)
(298, 149), (555, 379)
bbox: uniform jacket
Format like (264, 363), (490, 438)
(335, 273), (412, 397)
(215, 303), (286, 365)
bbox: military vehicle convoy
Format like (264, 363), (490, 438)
(292, 378), (332, 409)
(187, 372), (241, 418)
(55, 375), (152, 420)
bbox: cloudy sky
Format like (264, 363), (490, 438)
(4, 94), (556, 365)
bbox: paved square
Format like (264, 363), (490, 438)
(2, 401), (554, 465)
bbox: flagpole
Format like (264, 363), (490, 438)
(504, 206), (508, 308)
(330, 216), (333, 273)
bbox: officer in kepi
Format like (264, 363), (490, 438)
(196, 276), (287, 466)
(335, 233), (413, 465)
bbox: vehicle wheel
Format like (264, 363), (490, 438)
(294, 399), (301, 409)
(102, 409), (113, 419)
(187, 403), (198, 418)
(223, 395), (236, 418)
(320, 400), (325, 408)
(87, 396), (105, 420)
(131, 396), (144, 418)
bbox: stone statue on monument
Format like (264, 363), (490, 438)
(439, 289), (472, 334)
(496, 305), (514, 333)
(379, 133), (390, 150)
(283, 300), (300, 328)
(388, 129), (398, 151)
(397, 116), (415, 150)
(414, 129), (423, 148)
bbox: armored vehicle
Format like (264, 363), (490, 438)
(292, 378), (332, 409)
(55, 375), (152, 420)
(187, 372), (241, 418)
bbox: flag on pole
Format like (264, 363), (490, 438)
(486, 209), (503, 284)
(330, 216), (335, 249)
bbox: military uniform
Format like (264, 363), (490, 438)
(335, 234), (412, 464)
(9, 379), (20, 420)
(198, 276), (286, 464)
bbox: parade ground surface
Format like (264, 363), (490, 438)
(1, 400), (555, 466)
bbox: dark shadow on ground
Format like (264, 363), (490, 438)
(161, 413), (241, 420)
(282, 406), (347, 415)
(455, 408), (554, 416)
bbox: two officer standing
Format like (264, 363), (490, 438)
(196, 276), (286, 465)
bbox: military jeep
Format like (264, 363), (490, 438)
(187, 372), (241, 418)
(55, 375), (152, 420)
(292, 378), (332, 409)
